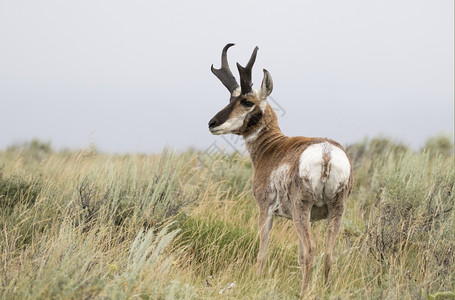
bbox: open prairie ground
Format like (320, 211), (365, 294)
(0, 136), (453, 299)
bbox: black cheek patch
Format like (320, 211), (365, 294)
(246, 110), (263, 128)
(214, 101), (236, 125)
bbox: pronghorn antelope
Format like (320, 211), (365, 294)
(208, 44), (353, 295)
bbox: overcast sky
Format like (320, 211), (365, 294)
(0, 0), (453, 153)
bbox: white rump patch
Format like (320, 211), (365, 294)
(299, 142), (350, 202)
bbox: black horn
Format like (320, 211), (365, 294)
(236, 46), (259, 94)
(211, 43), (240, 95)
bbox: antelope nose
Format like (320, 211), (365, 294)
(208, 117), (219, 129)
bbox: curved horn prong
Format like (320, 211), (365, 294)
(211, 43), (240, 95)
(236, 46), (259, 94)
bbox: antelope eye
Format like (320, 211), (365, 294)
(241, 100), (255, 108)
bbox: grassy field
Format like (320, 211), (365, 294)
(0, 136), (454, 299)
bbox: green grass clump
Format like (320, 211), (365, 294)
(0, 168), (41, 211)
(0, 135), (454, 299)
(176, 214), (260, 274)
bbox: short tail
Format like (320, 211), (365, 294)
(320, 143), (332, 183)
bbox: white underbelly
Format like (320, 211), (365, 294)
(268, 164), (293, 218)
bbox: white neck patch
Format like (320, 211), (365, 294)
(244, 125), (265, 143)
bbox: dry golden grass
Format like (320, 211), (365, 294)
(0, 137), (453, 299)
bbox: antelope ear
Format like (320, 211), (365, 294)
(259, 69), (273, 100)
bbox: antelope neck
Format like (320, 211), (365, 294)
(243, 109), (286, 167)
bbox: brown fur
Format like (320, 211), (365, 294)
(209, 45), (353, 296)
(243, 103), (352, 295)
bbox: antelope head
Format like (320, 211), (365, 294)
(208, 44), (273, 136)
